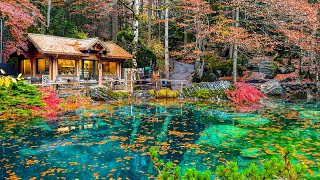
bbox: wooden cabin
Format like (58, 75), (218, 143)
(19, 33), (132, 83)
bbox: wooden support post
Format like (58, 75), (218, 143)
(31, 58), (36, 77)
(98, 62), (102, 86)
(52, 58), (57, 82)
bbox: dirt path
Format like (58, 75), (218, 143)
(170, 61), (194, 87)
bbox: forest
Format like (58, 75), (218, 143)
(0, 0), (319, 82)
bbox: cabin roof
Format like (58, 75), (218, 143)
(104, 42), (133, 59)
(27, 33), (132, 59)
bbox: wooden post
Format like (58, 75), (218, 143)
(76, 59), (80, 79)
(48, 57), (53, 80)
(52, 58), (57, 81)
(31, 58), (36, 77)
(98, 61), (102, 86)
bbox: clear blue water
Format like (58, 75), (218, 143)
(0, 100), (319, 179)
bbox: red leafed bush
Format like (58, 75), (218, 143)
(38, 87), (62, 118)
(40, 87), (61, 109)
(225, 82), (266, 104)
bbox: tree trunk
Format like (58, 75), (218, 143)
(140, 0), (144, 14)
(123, 4), (127, 29)
(164, 0), (170, 79)
(232, 7), (239, 84)
(112, 0), (119, 42)
(229, 8), (235, 59)
(132, 0), (140, 69)
(183, 25), (187, 52)
(147, 0), (153, 42)
(194, 37), (204, 79)
(157, 0), (162, 41)
(47, 0), (51, 33)
(0, 18), (3, 63)
(311, 28), (318, 82)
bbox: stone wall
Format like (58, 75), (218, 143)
(280, 82), (319, 99)
(280, 82), (318, 93)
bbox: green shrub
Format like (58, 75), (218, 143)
(149, 89), (155, 96)
(202, 53), (244, 78)
(149, 148), (210, 180)
(189, 88), (226, 100)
(114, 91), (129, 98)
(116, 31), (156, 68)
(0, 82), (44, 117)
(155, 89), (179, 98)
(216, 145), (308, 180)
(149, 145), (310, 180)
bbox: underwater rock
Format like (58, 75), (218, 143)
(197, 125), (249, 148)
(240, 148), (265, 158)
(34, 121), (53, 131)
(225, 113), (256, 119)
(235, 117), (270, 126)
(299, 111), (320, 120)
(58, 110), (77, 117)
(180, 148), (217, 172)
(20, 148), (38, 156)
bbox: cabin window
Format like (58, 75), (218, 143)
(58, 59), (76, 75)
(21, 59), (31, 76)
(79, 60), (98, 80)
(102, 62), (117, 76)
(36, 59), (50, 74)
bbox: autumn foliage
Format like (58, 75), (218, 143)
(0, 0), (43, 60)
(22, 87), (62, 118)
(226, 82), (266, 104)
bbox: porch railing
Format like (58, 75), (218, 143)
(27, 78), (190, 95)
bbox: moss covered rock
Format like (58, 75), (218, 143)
(299, 111), (320, 120)
(235, 117), (270, 126)
(198, 125), (249, 148)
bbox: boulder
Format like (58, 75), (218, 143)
(279, 67), (287, 74)
(248, 56), (276, 78)
(260, 80), (284, 96)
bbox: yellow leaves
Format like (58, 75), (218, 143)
(123, 156), (132, 161)
(110, 168), (117, 172)
(159, 151), (167, 155)
(265, 149), (275, 155)
(194, 149), (209, 155)
(11, 78), (17, 83)
(17, 73), (24, 81)
(93, 172), (99, 179)
(0, 75), (18, 88)
(168, 130), (194, 137)
(41, 168), (56, 177)
(108, 136), (128, 141)
(68, 162), (80, 166)
(4, 77), (10, 88)
(26, 159), (40, 165)
(7, 171), (20, 180)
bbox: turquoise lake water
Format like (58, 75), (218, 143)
(0, 100), (319, 179)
